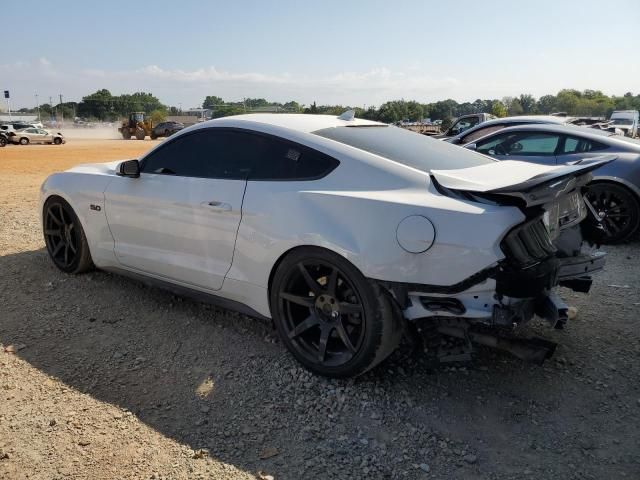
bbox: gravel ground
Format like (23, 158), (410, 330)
(1, 141), (639, 479)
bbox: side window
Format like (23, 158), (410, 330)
(477, 132), (560, 156)
(141, 130), (256, 179)
(450, 117), (480, 136)
(562, 136), (607, 154)
(463, 124), (505, 143)
(141, 128), (339, 181)
(250, 135), (339, 180)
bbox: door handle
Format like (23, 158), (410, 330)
(202, 201), (232, 212)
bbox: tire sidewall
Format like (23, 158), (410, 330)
(270, 247), (389, 377)
(20, 137), (29, 145)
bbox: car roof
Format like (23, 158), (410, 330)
(469, 123), (640, 151)
(197, 113), (386, 133)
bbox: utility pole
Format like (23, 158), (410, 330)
(35, 93), (40, 121)
(4, 90), (11, 119)
(50, 96), (54, 122)
(59, 94), (64, 128)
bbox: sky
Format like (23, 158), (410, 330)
(2, 0), (639, 110)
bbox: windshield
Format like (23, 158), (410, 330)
(313, 125), (495, 171)
(611, 118), (633, 125)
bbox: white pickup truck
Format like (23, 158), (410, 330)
(609, 110), (639, 138)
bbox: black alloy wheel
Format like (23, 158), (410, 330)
(583, 183), (640, 244)
(271, 248), (401, 377)
(43, 197), (93, 273)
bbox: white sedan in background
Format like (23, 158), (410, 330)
(40, 113), (608, 377)
(12, 127), (65, 145)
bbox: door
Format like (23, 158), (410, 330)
(104, 129), (253, 291)
(475, 130), (561, 165)
(39, 129), (53, 143)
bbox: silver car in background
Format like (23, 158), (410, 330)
(463, 124), (640, 243)
(445, 115), (574, 145)
(11, 128), (65, 145)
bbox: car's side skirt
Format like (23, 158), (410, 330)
(102, 266), (271, 321)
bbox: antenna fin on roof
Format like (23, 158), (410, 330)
(338, 110), (355, 121)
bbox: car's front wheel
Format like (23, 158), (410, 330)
(19, 137), (29, 145)
(583, 182), (639, 243)
(43, 196), (94, 274)
(53, 137), (62, 145)
(270, 247), (402, 377)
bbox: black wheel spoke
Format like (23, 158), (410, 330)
(281, 292), (315, 308)
(52, 241), (64, 257)
(289, 314), (320, 339)
(326, 268), (339, 296)
(317, 326), (331, 362)
(64, 245), (69, 265)
(335, 321), (356, 353)
(339, 302), (363, 315)
(69, 241), (77, 254)
(48, 211), (63, 226)
(298, 263), (322, 295)
(45, 228), (61, 237)
(58, 205), (66, 225)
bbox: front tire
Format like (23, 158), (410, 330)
(19, 137), (29, 145)
(43, 197), (94, 274)
(270, 247), (402, 378)
(135, 128), (145, 140)
(583, 182), (639, 244)
(53, 137), (62, 145)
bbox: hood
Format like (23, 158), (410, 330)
(66, 159), (125, 176)
(431, 156), (615, 206)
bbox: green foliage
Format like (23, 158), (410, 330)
(69, 88), (640, 124)
(149, 109), (167, 124)
(491, 101), (508, 118)
(76, 90), (165, 121)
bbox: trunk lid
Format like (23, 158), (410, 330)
(431, 156), (615, 207)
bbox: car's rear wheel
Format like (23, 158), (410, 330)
(270, 247), (402, 378)
(583, 182), (640, 244)
(53, 137), (62, 145)
(19, 137), (29, 145)
(43, 197), (94, 274)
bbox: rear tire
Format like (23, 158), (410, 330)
(53, 137), (62, 145)
(583, 182), (640, 243)
(0, 137), (6, 147)
(43, 196), (94, 274)
(19, 137), (29, 145)
(135, 128), (145, 140)
(270, 247), (402, 378)
(122, 130), (131, 140)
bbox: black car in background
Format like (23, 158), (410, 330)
(151, 121), (185, 139)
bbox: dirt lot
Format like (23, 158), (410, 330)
(1, 139), (639, 479)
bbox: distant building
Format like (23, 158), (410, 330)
(0, 114), (38, 123)
(185, 108), (213, 120)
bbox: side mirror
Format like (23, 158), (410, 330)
(117, 159), (140, 178)
(466, 143), (477, 151)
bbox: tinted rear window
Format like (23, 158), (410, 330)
(313, 125), (494, 171)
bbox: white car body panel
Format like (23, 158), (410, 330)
(40, 114), (597, 320)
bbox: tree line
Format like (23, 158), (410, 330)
(13, 89), (640, 127)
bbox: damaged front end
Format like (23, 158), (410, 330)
(384, 158), (612, 364)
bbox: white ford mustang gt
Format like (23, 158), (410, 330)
(40, 112), (609, 377)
